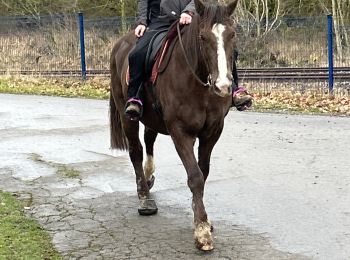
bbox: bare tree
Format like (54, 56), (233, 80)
(234, 0), (282, 37)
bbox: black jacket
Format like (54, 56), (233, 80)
(137, 0), (196, 26)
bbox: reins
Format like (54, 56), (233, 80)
(176, 22), (212, 88)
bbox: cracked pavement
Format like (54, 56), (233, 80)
(1, 94), (350, 259)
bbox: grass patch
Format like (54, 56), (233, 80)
(56, 166), (80, 179)
(29, 153), (81, 179)
(0, 76), (109, 99)
(0, 191), (62, 259)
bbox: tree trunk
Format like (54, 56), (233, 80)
(255, 0), (261, 37)
(120, 0), (126, 33)
(332, 0), (343, 62)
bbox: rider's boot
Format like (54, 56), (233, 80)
(231, 85), (253, 111)
(125, 97), (143, 120)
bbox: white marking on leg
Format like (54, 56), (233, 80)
(144, 155), (155, 181)
(212, 23), (231, 91)
(194, 221), (213, 251)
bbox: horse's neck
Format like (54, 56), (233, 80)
(178, 30), (208, 82)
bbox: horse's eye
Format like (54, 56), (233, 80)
(200, 33), (210, 41)
(229, 32), (235, 39)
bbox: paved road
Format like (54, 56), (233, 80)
(0, 94), (349, 259)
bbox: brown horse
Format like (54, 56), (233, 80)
(110, 0), (239, 251)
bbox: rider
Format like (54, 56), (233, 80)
(125, 0), (252, 119)
(125, 0), (195, 119)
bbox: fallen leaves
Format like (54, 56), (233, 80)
(248, 82), (350, 116)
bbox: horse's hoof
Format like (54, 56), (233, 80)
(138, 199), (158, 216)
(195, 240), (214, 251)
(147, 175), (155, 190)
(201, 244), (214, 251)
(194, 222), (214, 251)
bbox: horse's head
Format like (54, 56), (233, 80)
(195, 0), (238, 97)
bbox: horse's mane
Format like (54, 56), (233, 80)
(181, 4), (230, 71)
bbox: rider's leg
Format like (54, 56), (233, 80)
(231, 50), (253, 110)
(125, 30), (158, 119)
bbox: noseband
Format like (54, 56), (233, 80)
(177, 22), (213, 88)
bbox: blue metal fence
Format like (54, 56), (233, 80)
(78, 12), (87, 79)
(327, 15), (334, 92)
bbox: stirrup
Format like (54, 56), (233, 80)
(125, 98), (143, 121)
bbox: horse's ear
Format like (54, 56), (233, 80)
(226, 0), (239, 16)
(194, 0), (205, 16)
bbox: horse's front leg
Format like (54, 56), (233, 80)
(198, 121), (224, 181)
(123, 120), (158, 215)
(198, 130), (223, 232)
(170, 129), (213, 251)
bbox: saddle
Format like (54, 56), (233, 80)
(126, 22), (179, 86)
(149, 24), (179, 84)
(145, 29), (168, 80)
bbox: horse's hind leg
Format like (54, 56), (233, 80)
(144, 127), (157, 190)
(123, 120), (158, 215)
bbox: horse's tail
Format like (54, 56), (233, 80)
(109, 53), (128, 151)
(109, 93), (128, 150)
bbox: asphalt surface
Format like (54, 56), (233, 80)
(0, 93), (349, 260)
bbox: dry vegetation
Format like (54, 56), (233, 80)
(0, 25), (120, 72)
(1, 19), (349, 73)
(248, 81), (350, 115)
(0, 75), (109, 98)
(1, 75), (349, 116)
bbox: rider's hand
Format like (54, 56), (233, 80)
(135, 24), (146, 38)
(179, 12), (193, 25)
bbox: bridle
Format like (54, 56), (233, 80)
(176, 22), (213, 88)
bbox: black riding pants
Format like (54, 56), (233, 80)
(128, 21), (170, 99)
(232, 49), (239, 91)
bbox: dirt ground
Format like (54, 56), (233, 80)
(0, 94), (349, 259)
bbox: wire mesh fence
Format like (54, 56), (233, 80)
(0, 14), (135, 73)
(0, 14), (81, 72)
(0, 14), (349, 73)
(236, 17), (329, 68)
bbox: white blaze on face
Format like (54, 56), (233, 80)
(212, 23), (231, 90)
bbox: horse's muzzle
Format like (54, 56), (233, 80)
(213, 84), (232, 97)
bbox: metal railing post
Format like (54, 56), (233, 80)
(327, 14), (334, 93)
(78, 12), (87, 80)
